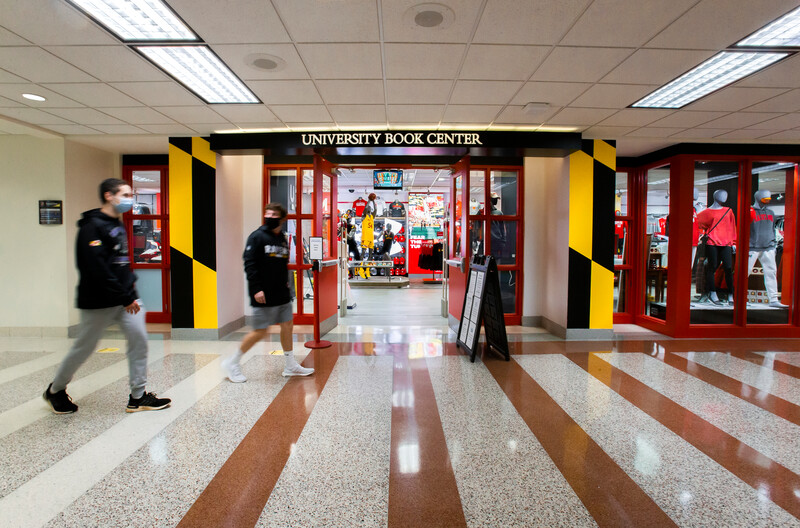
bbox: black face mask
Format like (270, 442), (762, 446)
(265, 217), (281, 231)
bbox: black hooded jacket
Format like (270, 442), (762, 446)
(243, 225), (291, 307)
(75, 209), (138, 309)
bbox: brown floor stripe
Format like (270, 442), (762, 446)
(569, 352), (800, 521)
(388, 352), (467, 527)
(729, 351), (800, 380)
(656, 351), (800, 427)
(483, 354), (677, 527)
(177, 348), (339, 528)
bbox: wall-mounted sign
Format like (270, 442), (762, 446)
(39, 200), (62, 225)
(301, 131), (484, 147)
(309, 236), (323, 261)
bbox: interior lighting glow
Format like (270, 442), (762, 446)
(737, 6), (800, 47)
(632, 51), (788, 109)
(136, 46), (258, 104)
(22, 93), (47, 102)
(68, 0), (197, 41)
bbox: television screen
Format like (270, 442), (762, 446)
(373, 170), (403, 189)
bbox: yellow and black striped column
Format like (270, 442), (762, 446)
(169, 137), (218, 329)
(567, 139), (616, 330)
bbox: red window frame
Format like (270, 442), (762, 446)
(613, 169), (634, 324)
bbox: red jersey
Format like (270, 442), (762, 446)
(353, 198), (367, 216)
(696, 207), (736, 247)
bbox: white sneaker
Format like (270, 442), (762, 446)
(769, 300), (789, 308)
(282, 364), (315, 377)
(221, 355), (247, 383)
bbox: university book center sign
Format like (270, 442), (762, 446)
(300, 131), (484, 147)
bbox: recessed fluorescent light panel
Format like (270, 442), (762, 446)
(68, 0), (197, 41)
(632, 51), (788, 109)
(136, 46), (259, 103)
(737, 6), (800, 47)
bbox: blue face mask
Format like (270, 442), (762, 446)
(114, 198), (134, 214)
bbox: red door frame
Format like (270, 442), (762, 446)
(612, 169), (635, 324)
(448, 156), (470, 322)
(313, 155), (339, 327)
(624, 154), (800, 338)
(122, 164), (171, 324)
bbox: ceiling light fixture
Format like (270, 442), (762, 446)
(136, 46), (259, 103)
(22, 93), (47, 102)
(245, 53), (286, 72)
(67, 0), (198, 41)
(522, 102), (550, 115)
(736, 6), (800, 48)
(632, 51), (788, 109)
(404, 3), (455, 30)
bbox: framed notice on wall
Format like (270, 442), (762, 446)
(39, 200), (63, 225)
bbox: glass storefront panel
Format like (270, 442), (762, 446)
(469, 218), (484, 256)
(300, 219), (314, 312)
(269, 169), (297, 214)
(691, 161), (739, 324)
(615, 220), (628, 264)
(134, 268), (162, 313)
(132, 219), (162, 263)
(132, 170), (161, 214)
(323, 174), (332, 257)
(615, 172), (627, 216)
(490, 220), (517, 265)
(746, 162), (795, 324)
(614, 270), (627, 313)
(301, 170), (313, 214)
(454, 175), (463, 257)
(498, 269), (516, 313)
(644, 165), (669, 319)
(469, 170), (485, 215)
(490, 171), (517, 216)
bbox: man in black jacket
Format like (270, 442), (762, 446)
(43, 179), (171, 414)
(221, 203), (314, 382)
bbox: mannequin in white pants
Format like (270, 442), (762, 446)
(748, 189), (787, 308)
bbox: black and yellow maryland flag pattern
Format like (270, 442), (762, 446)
(169, 137), (218, 329)
(568, 139), (616, 330)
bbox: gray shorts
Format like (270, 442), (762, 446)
(252, 301), (293, 329)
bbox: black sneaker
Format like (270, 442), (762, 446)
(43, 383), (78, 414)
(126, 392), (171, 413)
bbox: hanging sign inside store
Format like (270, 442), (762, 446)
(39, 200), (63, 225)
(456, 255), (510, 362)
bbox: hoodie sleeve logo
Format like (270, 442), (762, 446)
(89, 240), (102, 247)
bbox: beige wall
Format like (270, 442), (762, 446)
(242, 158), (263, 318)
(64, 140), (120, 325)
(522, 156), (569, 329)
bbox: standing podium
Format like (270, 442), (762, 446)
(456, 255), (510, 362)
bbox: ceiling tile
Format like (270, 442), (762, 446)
(381, 0), (484, 43)
(269, 105), (332, 122)
(547, 107), (616, 125)
(385, 44), (465, 80)
(41, 83), (142, 107)
(626, 127), (687, 138)
(745, 114), (800, 131)
(676, 128), (730, 138)
(297, 44), (382, 79)
(494, 105), (561, 124)
(602, 49), (716, 85)
(0, 27), (30, 45)
(212, 44), (309, 81)
(442, 105), (502, 123)
(460, 45), (549, 81)
(572, 84), (656, 108)
(386, 105), (444, 122)
(45, 46), (166, 83)
(286, 123), (332, 130)
(615, 139), (675, 157)
(247, 80), (323, 105)
(100, 107), (176, 125)
(229, 122), (286, 131)
(109, 82), (201, 106)
(317, 80), (385, 105)
(687, 87), (790, 112)
(0, 95), (25, 107)
(0, 83), (84, 107)
(138, 124), (197, 135)
(474, 0), (591, 45)
(44, 108), (125, 125)
(646, 0), (800, 50)
(168, 0), (291, 44)
(599, 109), (673, 126)
(758, 130), (800, 141)
(0, 47), (96, 83)
(0, 107), (73, 125)
(43, 124), (103, 134)
(208, 104), (279, 124)
(271, 0), (379, 42)
(648, 111), (729, 128)
(0, 69), (29, 83)
(562, 0), (697, 47)
(450, 81), (523, 105)
(510, 82), (591, 106)
(386, 80), (452, 104)
(189, 123), (230, 134)
(153, 106), (229, 124)
(532, 47), (634, 83)
(742, 89), (800, 113)
(1, 0), (117, 45)
(715, 129), (773, 140)
(701, 112), (783, 129)
(583, 126), (639, 138)
(329, 105), (387, 123)
(90, 124), (148, 134)
(737, 55), (800, 89)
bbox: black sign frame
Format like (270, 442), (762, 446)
(456, 255), (510, 362)
(39, 200), (63, 225)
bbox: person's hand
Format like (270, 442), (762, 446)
(124, 301), (141, 314)
(254, 291), (266, 304)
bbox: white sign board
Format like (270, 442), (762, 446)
(309, 237), (323, 261)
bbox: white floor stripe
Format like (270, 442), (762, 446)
(0, 352), (256, 528)
(0, 352), (64, 385)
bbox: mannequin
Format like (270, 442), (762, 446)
(696, 189), (737, 305)
(489, 192), (507, 258)
(380, 223), (394, 256)
(361, 193), (377, 260)
(344, 209), (361, 261)
(748, 190), (787, 308)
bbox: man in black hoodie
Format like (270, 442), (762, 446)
(43, 178), (171, 414)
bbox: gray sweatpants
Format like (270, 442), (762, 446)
(51, 304), (148, 399)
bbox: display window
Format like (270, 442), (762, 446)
(643, 165), (670, 320)
(613, 172), (632, 319)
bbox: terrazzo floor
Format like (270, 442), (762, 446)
(1, 325), (799, 527)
